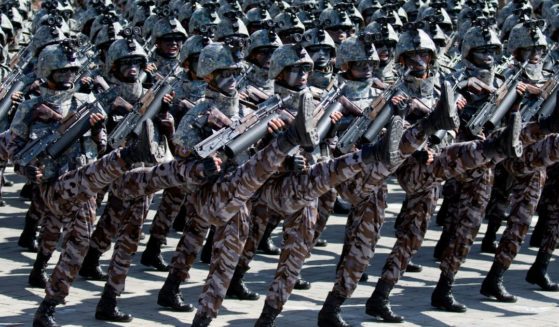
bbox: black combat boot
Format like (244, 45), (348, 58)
(318, 291), (350, 327)
(18, 211), (39, 252)
(255, 303), (281, 327)
(365, 279), (404, 323)
(481, 112), (523, 160)
(294, 273), (311, 290)
(481, 220), (500, 253)
(526, 251), (559, 291)
(140, 236), (169, 271)
(29, 252), (51, 288)
(360, 272), (368, 283)
(95, 284), (133, 322)
(333, 196), (351, 215)
(419, 80), (461, 135)
(157, 272), (194, 311)
(315, 237), (328, 247)
(480, 262), (517, 302)
(200, 227), (215, 264)
(79, 247), (107, 280)
(192, 312), (213, 327)
(258, 222), (281, 255)
(405, 260), (423, 273)
(431, 272), (467, 312)
(362, 115), (405, 167)
(226, 267), (260, 300)
(33, 298), (58, 327)
(119, 119), (170, 167)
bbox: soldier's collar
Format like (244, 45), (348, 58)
(403, 73), (436, 98)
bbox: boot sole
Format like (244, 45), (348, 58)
(95, 313), (133, 322)
(365, 309), (404, 323)
(480, 288), (518, 302)
(431, 302), (467, 313)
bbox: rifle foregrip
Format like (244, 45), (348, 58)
(0, 80), (25, 122)
(317, 101), (343, 141)
(224, 112), (281, 158)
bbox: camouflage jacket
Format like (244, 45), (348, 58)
(9, 86), (105, 182)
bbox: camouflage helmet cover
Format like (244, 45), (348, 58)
(507, 20), (548, 54)
(301, 28), (336, 55)
(215, 17), (249, 41)
(319, 7), (353, 29)
(247, 28), (282, 56)
(461, 23), (502, 58)
(336, 34), (379, 67)
(36, 41), (81, 80)
(394, 28), (437, 61)
(189, 6), (221, 34)
(179, 34), (212, 63)
(105, 32), (149, 76)
(152, 17), (188, 41)
(197, 42), (244, 78)
(364, 21), (399, 44)
(268, 43), (314, 79)
(31, 24), (67, 56)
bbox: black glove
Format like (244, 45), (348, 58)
(412, 150), (429, 164)
(285, 155), (306, 172)
(21, 165), (43, 183)
(200, 157), (220, 177)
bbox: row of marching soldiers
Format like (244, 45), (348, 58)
(0, 0), (557, 326)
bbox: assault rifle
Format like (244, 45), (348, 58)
(108, 66), (177, 148)
(0, 46), (33, 124)
(521, 50), (559, 121)
(466, 61), (527, 135)
(337, 71), (408, 154)
(313, 81), (357, 140)
(13, 87), (119, 167)
(193, 94), (292, 159)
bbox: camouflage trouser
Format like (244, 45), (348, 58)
(537, 165), (559, 256)
(236, 188), (336, 276)
(0, 130), (9, 161)
(40, 151), (128, 303)
(439, 166), (493, 277)
(326, 124), (430, 298)
(150, 186), (187, 244)
(493, 134), (559, 269)
(106, 194), (152, 294)
(380, 140), (493, 285)
(169, 193), (210, 281)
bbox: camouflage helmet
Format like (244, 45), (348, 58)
(358, 0), (382, 14)
(274, 10), (305, 35)
(132, 2), (155, 29)
(319, 7), (353, 30)
(501, 9), (530, 41)
(546, 4), (559, 41)
(93, 21), (123, 48)
(370, 9), (403, 31)
(247, 28), (282, 57)
(395, 28), (437, 62)
(217, 0), (245, 20)
(401, 0), (426, 21)
(179, 34), (212, 64)
(197, 42), (244, 78)
(268, 43), (314, 80)
(189, 6), (221, 35)
(244, 7), (274, 32)
(336, 33), (379, 67)
(242, 0), (265, 11)
(497, 0), (532, 27)
(268, 0), (291, 18)
(419, 7), (453, 32)
(177, 1), (196, 27)
(215, 17), (249, 41)
(364, 21), (399, 44)
(90, 11), (119, 41)
(31, 24), (67, 56)
(36, 41), (81, 81)
(2, 4), (23, 30)
(301, 28), (336, 56)
(152, 17), (188, 42)
(105, 29), (149, 76)
(507, 20), (548, 54)
(461, 23), (502, 58)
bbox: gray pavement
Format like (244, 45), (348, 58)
(0, 167), (557, 327)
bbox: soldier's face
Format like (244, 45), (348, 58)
(50, 67), (78, 89)
(375, 43), (395, 65)
(403, 50), (432, 78)
(213, 68), (242, 95)
(252, 47), (275, 69)
(517, 46), (546, 64)
(326, 26), (354, 45)
(157, 35), (184, 58)
(306, 46), (332, 68)
(116, 57), (144, 82)
(348, 60), (375, 80)
(281, 63), (312, 90)
(470, 46), (499, 69)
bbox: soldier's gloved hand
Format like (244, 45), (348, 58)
(456, 95), (467, 111)
(412, 150), (430, 164)
(516, 82), (527, 97)
(11, 91), (24, 106)
(267, 118), (286, 136)
(22, 165), (43, 183)
(196, 156), (222, 178)
(391, 94), (408, 107)
(154, 112), (175, 139)
(286, 155), (306, 171)
(32, 103), (63, 123)
(161, 91), (175, 112)
(330, 111), (343, 124)
(89, 112), (106, 127)
(145, 63), (157, 75)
